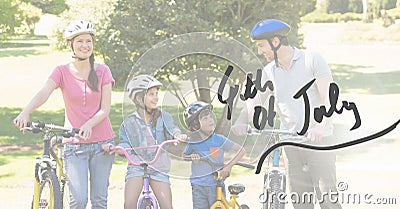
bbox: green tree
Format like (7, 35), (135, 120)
(92, 0), (315, 132)
(27, 0), (69, 15)
(0, 0), (23, 40)
(15, 2), (42, 35)
(379, 0), (397, 9)
(98, 0), (314, 90)
(349, 0), (364, 13)
(327, 0), (350, 13)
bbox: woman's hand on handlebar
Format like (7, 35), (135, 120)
(78, 123), (93, 140)
(101, 143), (117, 155)
(13, 112), (30, 130)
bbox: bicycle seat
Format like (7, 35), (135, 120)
(228, 183), (245, 195)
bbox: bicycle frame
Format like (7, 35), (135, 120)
(108, 139), (180, 209)
(210, 172), (246, 209)
(183, 155), (253, 209)
(249, 128), (306, 209)
(32, 132), (56, 209)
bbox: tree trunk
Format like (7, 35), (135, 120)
(196, 69), (212, 103)
(362, 0), (369, 22)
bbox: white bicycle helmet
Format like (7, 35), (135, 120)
(64, 20), (96, 40)
(127, 74), (162, 101)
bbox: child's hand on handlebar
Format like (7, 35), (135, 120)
(189, 153), (201, 163)
(219, 165), (232, 180)
(174, 132), (188, 142)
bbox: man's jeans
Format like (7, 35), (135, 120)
(64, 139), (114, 209)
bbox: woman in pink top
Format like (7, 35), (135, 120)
(13, 20), (115, 209)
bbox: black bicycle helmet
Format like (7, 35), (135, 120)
(250, 19), (291, 67)
(184, 101), (213, 129)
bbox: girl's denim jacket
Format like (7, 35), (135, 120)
(119, 110), (180, 160)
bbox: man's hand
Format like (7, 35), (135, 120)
(231, 123), (250, 136)
(307, 125), (327, 142)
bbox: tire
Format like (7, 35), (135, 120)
(262, 170), (286, 209)
(139, 198), (155, 209)
(60, 177), (70, 209)
(32, 169), (62, 209)
(241, 204), (250, 209)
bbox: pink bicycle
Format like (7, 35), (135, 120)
(106, 139), (180, 209)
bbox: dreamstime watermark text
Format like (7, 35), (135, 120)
(260, 181), (398, 206)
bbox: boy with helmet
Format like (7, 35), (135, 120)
(183, 101), (246, 209)
(117, 74), (187, 209)
(232, 19), (342, 209)
(14, 20), (115, 209)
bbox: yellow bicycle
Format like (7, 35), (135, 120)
(210, 162), (254, 209)
(185, 156), (254, 209)
(21, 121), (78, 209)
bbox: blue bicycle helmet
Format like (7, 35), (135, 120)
(250, 19), (290, 40)
(250, 19), (291, 67)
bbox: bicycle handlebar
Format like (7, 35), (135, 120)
(106, 139), (180, 166)
(20, 121), (80, 143)
(247, 128), (307, 142)
(183, 156), (255, 170)
(248, 128), (297, 136)
(22, 121), (80, 137)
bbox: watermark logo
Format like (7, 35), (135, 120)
(260, 181), (398, 206)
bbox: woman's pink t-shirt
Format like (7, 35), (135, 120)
(49, 64), (115, 143)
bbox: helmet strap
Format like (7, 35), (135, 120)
(267, 37), (282, 67)
(72, 54), (89, 61)
(69, 40), (89, 61)
(135, 94), (156, 116)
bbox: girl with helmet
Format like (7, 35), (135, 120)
(14, 20), (115, 209)
(182, 101), (246, 209)
(118, 74), (187, 209)
(233, 19), (342, 209)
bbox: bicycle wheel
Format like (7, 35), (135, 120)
(32, 169), (62, 209)
(240, 204), (250, 209)
(262, 169), (286, 209)
(139, 198), (156, 209)
(60, 177), (70, 209)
